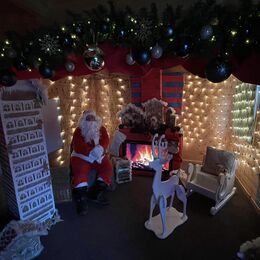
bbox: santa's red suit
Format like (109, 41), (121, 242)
(70, 125), (113, 188)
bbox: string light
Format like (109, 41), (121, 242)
(48, 74), (260, 178)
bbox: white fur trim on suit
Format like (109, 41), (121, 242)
(71, 151), (96, 163)
(75, 182), (88, 188)
(78, 111), (102, 143)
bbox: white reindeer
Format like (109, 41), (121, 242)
(146, 134), (187, 239)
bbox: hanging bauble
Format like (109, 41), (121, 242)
(165, 25), (174, 38)
(175, 36), (192, 58)
(83, 45), (105, 71)
(126, 53), (135, 65)
(39, 63), (55, 79)
(99, 21), (110, 34)
(0, 70), (17, 87)
(73, 22), (84, 36)
(5, 48), (17, 59)
(200, 25), (213, 40)
(205, 57), (232, 83)
(116, 27), (127, 41)
(65, 61), (75, 72)
(59, 34), (73, 48)
(151, 44), (163, 59)
(132, 48), (151, 65)
(14, 57), (28, 71)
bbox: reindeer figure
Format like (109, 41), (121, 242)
(145, 134), (187, 239)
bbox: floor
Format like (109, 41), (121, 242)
(38, 176), (260, 260)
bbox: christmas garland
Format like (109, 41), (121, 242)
(0, 0), (259, 86)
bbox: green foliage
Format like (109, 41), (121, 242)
(0, 0), (259, 71)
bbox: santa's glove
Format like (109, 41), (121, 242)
(96, 155), (105, 164)
(90, 145), (104, 158)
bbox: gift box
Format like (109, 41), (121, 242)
(112, 157), (132, 184)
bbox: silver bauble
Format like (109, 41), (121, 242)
(200, 25), (213, 40)
(126, 53), (135, 65)
(6, 48), (17, 59)
(83, 45), (105, 71)
(65, 61), (75, 72)
(151, 43), (163, 59)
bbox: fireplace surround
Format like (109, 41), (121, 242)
(119, 128), (183, 176)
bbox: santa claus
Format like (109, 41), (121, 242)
(70, 110), (113, 215)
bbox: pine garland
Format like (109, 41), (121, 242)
(0, 0), (259, 76)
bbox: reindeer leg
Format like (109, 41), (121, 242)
(148, 194), (156, 224)
(168, 187), (175, 211)
(159, 195), (167, 237)
(176, 185), (187, 218)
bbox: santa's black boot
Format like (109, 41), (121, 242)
(87, 181), (109, 206)
(73, 187), (88, 216)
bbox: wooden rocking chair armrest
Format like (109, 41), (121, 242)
(216, 173), (229, 201)
(187, 163), (193, 183)
(187, 163), (194, 175)
(187, 163), (202, 180)
(218, 173), (226, 186)
(218, 169), (233, 179)
(195, 164), (202, 172)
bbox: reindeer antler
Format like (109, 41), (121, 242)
(151, 133), (159, 159)
(158, 135), (168, 161)
(153, 134), (172, 164)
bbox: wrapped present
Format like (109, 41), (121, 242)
(0, 211), (61, 259)
(112, 157), (132, 184)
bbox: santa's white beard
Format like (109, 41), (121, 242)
(80, 120), (101, 144)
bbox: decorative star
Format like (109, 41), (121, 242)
(39, 34), (60, 55)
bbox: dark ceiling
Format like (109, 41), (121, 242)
(0, 0), (242, 36)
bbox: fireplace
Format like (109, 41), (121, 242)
(121, 140), (172, 176)
(118, 128), (182, 176)
(126, 142), (169, 172)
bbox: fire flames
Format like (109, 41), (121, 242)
(129, 144), (153, 166)
(126, 143), (169, 170)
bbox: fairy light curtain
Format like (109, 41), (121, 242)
(232, 83), (256, 143)
(46, 74), (130, 167)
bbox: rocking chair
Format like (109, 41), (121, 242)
(186, 147), (238, 215)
